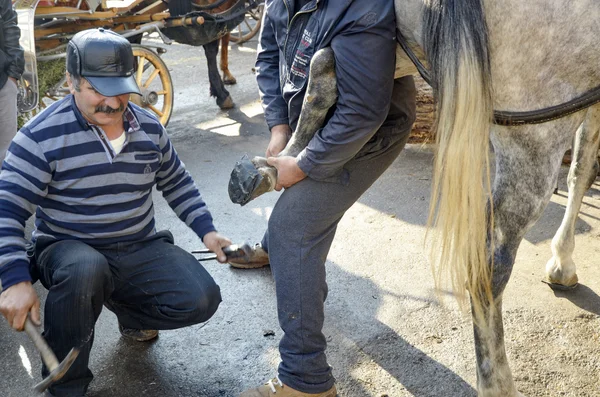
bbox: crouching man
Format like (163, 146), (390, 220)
(0, 28), (231, 396)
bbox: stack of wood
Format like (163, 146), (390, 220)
(408, 75), (435, 144)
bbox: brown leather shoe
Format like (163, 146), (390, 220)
(228, 242), (270, 269)
(239, 377), (337, 397)
(118, 323), (158, 342)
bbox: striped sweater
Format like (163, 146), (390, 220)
(0, 95), (216, 292)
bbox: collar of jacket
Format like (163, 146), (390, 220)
(284, 0), (320, 19)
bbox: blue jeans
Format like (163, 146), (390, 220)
(34, 230), (221, 396)
(261, 76), (416, 393)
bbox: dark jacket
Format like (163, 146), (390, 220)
(0, 0), (24, 89)
(256, 0), (399, 182)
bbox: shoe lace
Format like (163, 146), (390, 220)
(266, 376), (283, 393)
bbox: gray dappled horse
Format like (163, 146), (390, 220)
(394, 2), (599, 396)
(229, 1), (600, 396)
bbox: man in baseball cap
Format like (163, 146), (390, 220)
(0, 28), (233, 396)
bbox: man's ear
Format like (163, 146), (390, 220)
(66, 72), (76, 95)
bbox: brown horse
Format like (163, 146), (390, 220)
(162, 0), (246, 109)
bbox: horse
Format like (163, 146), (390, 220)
(393, 1), (600, 396)
(161, 0), (246, 109)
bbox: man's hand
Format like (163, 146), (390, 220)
(202, 231), (233, 263)
(0, 281), (40, 331)
(267, 156), (307, 191)
(266, 124), (292, 157)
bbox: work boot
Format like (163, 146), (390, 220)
(118, 323), (158, 342)
(239, 376), (337, 397)
(228, 242), (270, 269)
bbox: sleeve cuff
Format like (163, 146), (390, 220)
(266, 116), (289, 131)
(296, 149), (315, 176)
(190, 215), (217, 242)
(296, 149), (350, 185)
(0, 260), (33, 293)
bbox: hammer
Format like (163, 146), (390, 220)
(192, 244), (250, 261)
(23, 316), (79, 393)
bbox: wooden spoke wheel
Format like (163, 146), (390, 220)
(229, 2), (264, 44)
(130, 44), (173, 126)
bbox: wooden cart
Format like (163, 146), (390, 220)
(15, 0), (255, 125)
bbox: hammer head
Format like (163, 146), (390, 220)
(34, 348), (80, 393)
(223, 243), (253, 260)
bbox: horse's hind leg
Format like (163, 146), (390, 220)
(228, 48), (336, 205)
(203, 39), (234, 109)
(220, 34), (237, 85)
(252, 47), (337, 169)
(545, 106), (600, 288)
(475, 119), (581, 397)
(279, 47), (337, 157)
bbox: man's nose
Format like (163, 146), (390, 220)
(104, 96), (121, 109)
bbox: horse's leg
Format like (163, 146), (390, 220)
(250, 47), (336, 186)
(476, 119), (581, 397)
(228, 48), (337, 205)
(545, 105), (600, 288)
(203, 39), (234, 109)
(220, 34), (237, 85)
(279, 48), (336, 157)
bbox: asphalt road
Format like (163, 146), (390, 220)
(1, 35), (599, 397)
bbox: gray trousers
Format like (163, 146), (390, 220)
(0, 78), (18, 162)
(262, 76), (417, 393)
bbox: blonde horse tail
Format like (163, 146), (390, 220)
(424, 0), (495, 325)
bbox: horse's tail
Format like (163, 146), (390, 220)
(423, 0), (494, 323)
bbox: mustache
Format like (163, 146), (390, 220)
(95, 103), (125, 114)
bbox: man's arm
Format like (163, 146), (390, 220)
(0, 129), (51, 330)
(155, 125), (216, 238)
(0, 129), (49, 290)
(255, 2), (288, 131)
(154, 126), (232, 261)
(296, 2), (397, 181)
(1, 0), (25, 80)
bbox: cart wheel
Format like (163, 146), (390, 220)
(130, 44), (173, 126)
(229, 2), (264, 44)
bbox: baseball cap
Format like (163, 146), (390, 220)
(67, 28), (141, 97)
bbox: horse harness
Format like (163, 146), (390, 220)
(396, 29), (600, 126)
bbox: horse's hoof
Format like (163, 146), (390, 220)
(228, 155), (276, 206)
(545, 258), (578, 289)
(223, 77), (237, 85)
(542, 278), (579, 291)
(219, 96), (235, 110)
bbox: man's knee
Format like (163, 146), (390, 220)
(163, 281), (222, 325)
(192, 282), (222, 323)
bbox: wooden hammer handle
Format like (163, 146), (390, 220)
(24, 316), (59, 371)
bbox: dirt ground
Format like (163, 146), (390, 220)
(1, 37), (599, 397)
